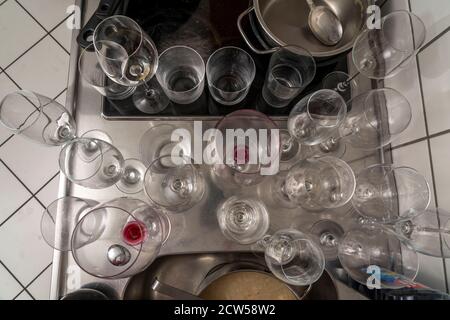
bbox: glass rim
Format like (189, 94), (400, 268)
(0, 90), (44, 133)
(206, 46), (256, 95)
(78, 43), (109, 89)
(93, 15), (145, 62)
(157, 45), (206, 95)
(305, 89), (347, 128)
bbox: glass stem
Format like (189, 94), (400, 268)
(336, 72), (360, 92)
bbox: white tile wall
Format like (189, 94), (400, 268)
(410, 0), (450, 44)
(0, 0), (73, 300)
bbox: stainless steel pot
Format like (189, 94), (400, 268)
(238, 0), (371, 58)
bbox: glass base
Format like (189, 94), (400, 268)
(116, 159), (146, 194)
(310, 220), (344, 261)
(133, 80), (170, 114)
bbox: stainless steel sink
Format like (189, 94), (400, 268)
(123, 252), (339, 300)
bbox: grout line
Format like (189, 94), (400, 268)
(0, 260), (35, 300)
(390, 136), (428, 151)
(0, 134), (14, 148)
(0, 159), (35, 196)
(24, 262), (52, 292)
(0, 196), (33, 228)
(14, 0), (49, 33)
(0, 0), (8, 7)
(1, 69), (22, 90)
(419, 26), (450, 55)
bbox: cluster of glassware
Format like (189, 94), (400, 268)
(2, 10), (445, 292)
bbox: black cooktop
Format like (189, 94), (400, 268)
(102, 0), (348, 119)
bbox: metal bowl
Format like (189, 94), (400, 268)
(243, 0), (371, 58)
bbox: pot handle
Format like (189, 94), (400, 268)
(237, 6), (278, 55)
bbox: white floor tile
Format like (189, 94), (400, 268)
(36, 174), (60, 208)
(0, 0), (45, 68)
(387, 60), (427, 147)
(0, 162), (31, 225)
(51, 18), (73, 52)
(418, 31), (450, 135)
(0, 262), (23, 300)
(0, 198), (52, 285)
(6, 36), (70, 99)
(415, 254), (447, 293)
(0, 72), (20, 145)
(0, 133), (60, 193)
(14, 290), (32, 300)
(17, 0), (75, 30)
(392, 140), (436, 207)
(28, 265), (52, 300)
(430, 134), (450, 210)
(411, 0), (450, 45)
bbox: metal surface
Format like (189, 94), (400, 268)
(306, 0), (343, 46)
(151, 278), (203, 300)
(50, 0), (388, 300)
(240, 0), (370, 58)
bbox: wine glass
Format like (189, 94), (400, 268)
(282, 89), (346, 162)
(93, 15), (169, 114)
(331, 10), (426, 95)
(391, 207), (450, 258)
(338, 225), (419, 289)
(211, 110), (281, 189)
(0, 90), (76, 146)
(310, 220), (345, 261)
(352, 164), (431, 224)
(277, 157), (356, 211)
(311, 88), (412, 157)
(144, 155), (205, 213)
(71, 197), (170, 279)
(259, 229), (325, 286)
(59, 137), (145, 193)
(41, 196), (99, 252)
(217, 196), (269, 245)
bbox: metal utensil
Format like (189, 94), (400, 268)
(151, 278), (203, 300)
(306, 0), (343, 46)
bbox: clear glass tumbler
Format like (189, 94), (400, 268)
(262, 45), (316, 108)
(156, 46), (206, 104)
(206, 47), (256, 105)
(0, 90), (76, 146)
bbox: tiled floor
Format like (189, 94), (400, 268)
(0, 0), (74, 300)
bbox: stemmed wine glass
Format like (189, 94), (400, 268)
(268, 157), (356, 211)
(144, 155), (205, 213)
(281, 89), (347, 162)
(93, 15), (169, 114)
(217, 196), (269, 245)
(309, 88), (412, 158)
(325, 11), (426, 95)
(0, 90), (76, 146)
(59, 137), (146, 193)
(338, 224), (419, 289)
(352, 164), (431, 224)
(210, 110), (281, 190)
(71, 197), (170, 279)
(256, 229), (325, 286)
(386, 207), (450, 258)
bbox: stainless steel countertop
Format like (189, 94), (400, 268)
(50, 0), (386, 300)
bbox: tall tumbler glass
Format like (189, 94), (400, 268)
(156, 46), (206, 104)
(0, 90), (76, 146)
(79, 44), (136, 100)
(206, 47), (256, 106)
(262, 46), (316, 108)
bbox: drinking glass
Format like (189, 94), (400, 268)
(59, 138), (146, 193)
(333, 11), (426, 94)
(217, 196), (269, 245)
(392, 207), (450, 258)
(262, 46), (316, 108)
(313, 88), (412, 157)
(281, 157), (356, 211)
(338, 225), (419, 289)
(78, 44), (136, 100)
(310, 220), (345, 261)
(144, 155), (205, 213)
(156, 46), (206, 104)
(93, 15), (168, 114)
(71, 198), (170, 279)
(287, 89), (347, 147)
(0, 90), (76, 146)
(259, 229), (325, 286)
(210, 110), (280, 189)
(206, 47), (256, 105)
(41, 196), (99, 251)
(352, 164), (431, 224)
